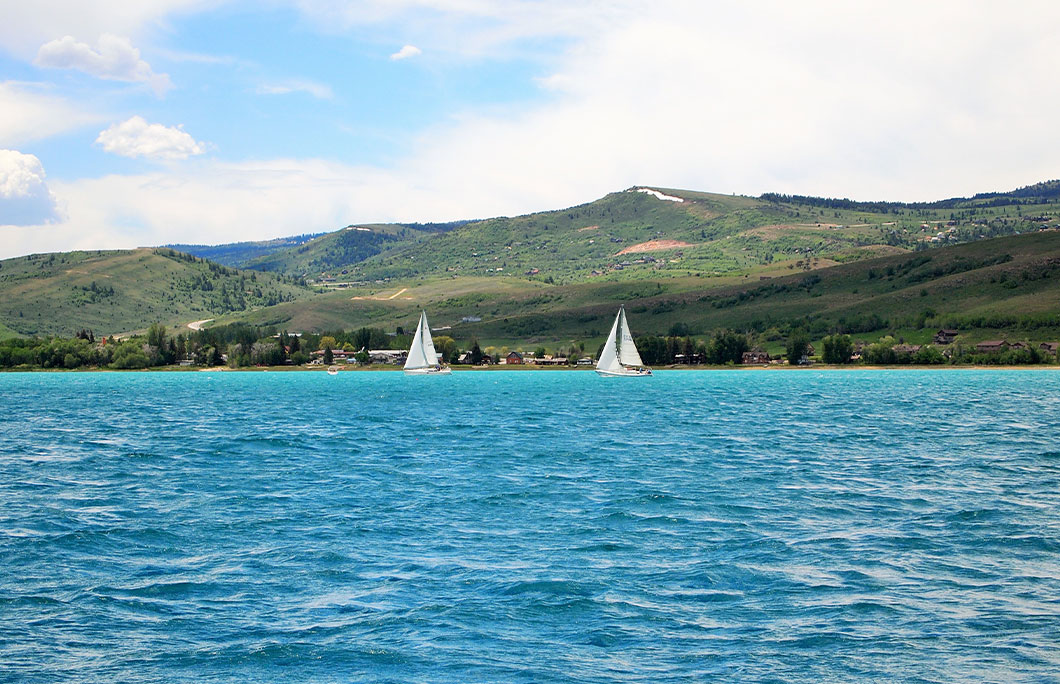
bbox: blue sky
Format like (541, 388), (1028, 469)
(2, 1), (1060, 258)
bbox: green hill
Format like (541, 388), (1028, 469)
(240, 182), (1060, 286)
(0, 248), (311, 338)
(241, 221), (470, 277)
(199, 231), (1060, 353)
(5, 181), (1060, 347)
(163, 233), (326, 268)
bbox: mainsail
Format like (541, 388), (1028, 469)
(404, 311), (440, 370)
(596, 311), (622, 372)
(617, 308), (644, 367)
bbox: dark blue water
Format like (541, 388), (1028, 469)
(2, 369), (1060, 683)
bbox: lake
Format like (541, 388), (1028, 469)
(2, 369), (1059, 682)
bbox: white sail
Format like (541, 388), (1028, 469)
(596, 310), (623, 372)
(404, 311), (440, 370)
(596, 307), (651, 376)
(617, 308), (644, 367)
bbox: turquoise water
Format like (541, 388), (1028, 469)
(2, 369), (1060, 683)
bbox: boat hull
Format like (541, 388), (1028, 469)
(595, 367), (653, 377)
(404, 366), (453, 375)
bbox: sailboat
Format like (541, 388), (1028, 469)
(596, 307), (653, 377)
(404, 311), (452, 375)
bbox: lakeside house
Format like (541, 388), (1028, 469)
(368, 349), (408, 364)
(976, 340), (1009, 354)
(536, 356), (568, 366)
(310, 349), (358, 362)
(1040, 342), (1059, 354)
(934, 329), (958, 344)
(893, 344), (922, 355)
(742, 350), (771, 364)
(456, 351), (493, 365)
(576, 357), (595, 366)
(505, 351), (524, 365)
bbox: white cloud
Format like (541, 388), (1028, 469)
(390, 44), (422, 60)
(0, 150), (60, 226)
(96, 116), (206, 160)
(0, 81), (105, 146)
(0, 1), (217, 57)
(35, 34), (172, 96)
(5, 1), (1060, 260)
(256, 80), (333, 99)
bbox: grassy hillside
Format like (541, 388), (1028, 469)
(210, 231), (1060, 352)
(242, 221), (470, 277)
(7, 181), (1059, 345)
(0, 248), (311, 338)
(240, 182), (1060, 287)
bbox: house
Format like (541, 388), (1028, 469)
(893, 344), (922, 355)
(460, 315), (482, 323)
(976, 340), (1009, 354)
(537, 356), (568, 366)
(576, 357), (595, 366)
(1009, 341), (1029, 351)
(1039, 342), (1059, 354)
(742, 350), (771, 365)
(457, 351), (474, 364)
(367, 349), (408, 364)
(506, 351), (524, 365)
(310, 348), (358, 362)
(934, 329), (958, 344)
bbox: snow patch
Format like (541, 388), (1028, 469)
(634, 187), (683, 203)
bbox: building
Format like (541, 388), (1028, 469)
(742, 350), (771, 365)
(310, 348), (358, 362)
(934, 329), (958, 344)
(892, 344), (922, 355)
(368, 349), (408, 364)
(1039, 342), (1059, 354)
(976, 340), (1009, 354)
(505, 351), (524, 365)
(536, 356), (568, 366)
(576, 357), (595, 366)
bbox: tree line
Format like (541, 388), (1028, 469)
(2, 323), (1058, 370)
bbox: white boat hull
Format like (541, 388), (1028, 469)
(595, 367), (652, 377)
(404, 366), (452, 375)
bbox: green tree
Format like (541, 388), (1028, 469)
(913, 345), (945, 365)
(821, 334), (853, 364)
(862, 336), (897, 365)
(323, 347), (334, 364)
(469, 339), (484, 365)
(434, 336), (458, 364)
(786, 332), (810, 365)
(707, 330), (748, 365)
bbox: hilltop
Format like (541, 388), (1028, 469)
(0, 248), (310, 338)
(3, 180), (1060, 345)
(163, 233), (327, 268)
(167, 181), (1060, 287)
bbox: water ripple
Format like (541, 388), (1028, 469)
(2, 369), (1060, 682)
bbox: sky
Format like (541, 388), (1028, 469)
(1, 0), (1059, 259)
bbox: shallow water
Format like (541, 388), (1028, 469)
(2, 369), (1059, 682)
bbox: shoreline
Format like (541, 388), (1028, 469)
(3, 363), (1059, 373)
